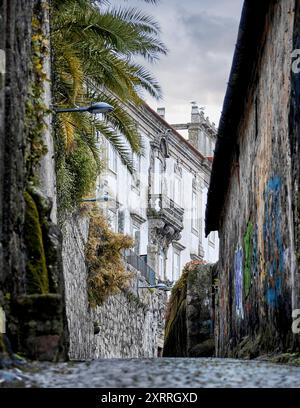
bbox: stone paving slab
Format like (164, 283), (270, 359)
(1, 358), (300, 388)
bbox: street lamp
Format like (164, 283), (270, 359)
(138, 283), (172, 292)
(53, 102), (114, 114)
(81, 192), (113, 203)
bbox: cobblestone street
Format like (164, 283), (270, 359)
(2, 358), (300, 388)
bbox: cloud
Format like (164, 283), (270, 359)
(110, 0), (244, 126)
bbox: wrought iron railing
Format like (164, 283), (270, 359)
(148, 193), (184, 226)
(124, 249), (156, 286)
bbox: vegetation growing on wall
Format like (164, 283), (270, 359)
(23, 1), (52, 297)
(55, 135), (102, 219)
(164, 268), (189, 345)
(163, 260), (207, 357)
(85, 208), (134, 307)
(24, 191), (49, 294)
(25, 1), (49, 183)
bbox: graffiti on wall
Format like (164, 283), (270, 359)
(252, 224), (258, 278)
(263, 175), (284, 307)
(234, 246), (244, 319)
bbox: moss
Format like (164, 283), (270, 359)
(0, 334), (5, 353)
(189, 339), (215, 357)
(164, 268), (189, 347)
(163, 297), (187, 357)
(261, 353), (300, 366)
(24, 191), (49, 294)
(56, 137), (101, 221)
(25, 3), (49, 183)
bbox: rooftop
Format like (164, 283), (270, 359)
(205, 0), (270, 236)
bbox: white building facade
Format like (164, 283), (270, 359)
(97, 103), (219, 284)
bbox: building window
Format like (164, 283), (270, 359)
(208, 138), (212, 156)
(134, 153), (141, 174)
(108, 142), (117, 173)
(132, 154), (141, 191)
(192, 189), (199, 233)
(172, 250), (181, 281)
(173, 175), (182, 206)
(153, 157), (163, 194)
(108, 209), (118, 232)
(158, 250), (165, 280)
(212, 141), (215, 156)
(131, 225), (140, 254)
(209, 231), (216, 246)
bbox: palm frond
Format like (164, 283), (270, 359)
(59, 113), (76, 151)
(94, 120), (134, 173)
(51, 0), (166, 188)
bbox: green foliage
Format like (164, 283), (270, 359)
(0, 334), (5, 354)
(25, 5), (49, 182)
(24, 191), (49, 295)
(163, 259), (211, 357)
(85, 208), (134, 307)
(164, 268), (189, 343)
(50, 0), (166, 209)
(56, 136), (101, 218)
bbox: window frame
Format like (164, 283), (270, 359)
(108, 142), (117, 174)
(191, 189), (199, 235)
(172, 249), (181, 281)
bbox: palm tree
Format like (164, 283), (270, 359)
(51, 0), (166, 163)
(50, 0), (166, 214)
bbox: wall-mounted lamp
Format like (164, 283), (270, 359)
(81, 193), (113, 203)
(138, 283), (172, 292)
(53, 102), (114, 114)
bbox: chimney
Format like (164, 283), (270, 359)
(191, 102), (200, 123)
(157, 107), (165, 119)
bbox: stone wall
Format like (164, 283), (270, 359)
(163, 262), (214, 357)
(0, 0), (33, 303)
(62, 213), (166, 360)
(215, 0), (300, 357)
(38, 0), (57, 223)
(0, 0), (34, 361)
(0, 0), (68, 362)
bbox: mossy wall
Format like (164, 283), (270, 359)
(163, 270), (188, 357)
(24, 191), (49, 294)
(215, 0), (300, 358)
(0, 0), (68, 362)
(163, 262), (215, 357)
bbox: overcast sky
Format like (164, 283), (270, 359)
(111, 0), (244, 129)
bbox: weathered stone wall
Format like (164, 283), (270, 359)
(38, 0), (57, 224)
(62, 213), (166, 360)
(0, 0), (33, 303)
(163, 263), (214, 357)
(0, 0), (68, 362)
(216, 0), (300, 357)
(0, 1), (33, 361)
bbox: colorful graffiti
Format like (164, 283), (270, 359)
(234, 247), (244, 318)
(252, 224), (258, 278)
(263, 175), (284, 307)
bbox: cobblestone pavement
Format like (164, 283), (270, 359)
(1, 358), (300, 388)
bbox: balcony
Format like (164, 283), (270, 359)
(147, 193), (184, 233)
(124, 249), (156, 285)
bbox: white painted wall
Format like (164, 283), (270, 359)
(96, 107), (219, 283)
